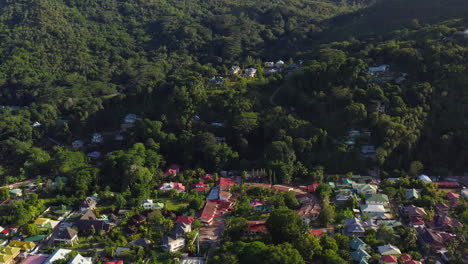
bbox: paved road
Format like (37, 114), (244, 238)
(1, 178), (36, 189)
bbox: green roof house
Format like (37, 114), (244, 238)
(405, 189), (420, 199)
(9, 189), (22, 198)
(351, 247), (371, 263)
(343, 179), (353, 185)
(350, 237), (367, 250)
(24, 235), (47, 242)
(353, 184), (378, 194)
(365, 194), (389, 205)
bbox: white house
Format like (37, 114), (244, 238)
(162, 236), (185, 252)
(69, 254), (92, 264)
(264, 62), (274, 67)
(368, 65), (390, 75)
(230, 66), (240, 74)
(54, 227), (78, 245)
(418, 174), (432, 183)
(142, 199), (154, 209)
(361, 204), (386, 215)
(275, 60), (285, 68)
(91, 133), (103, 143)
(244, 68), (257, 78)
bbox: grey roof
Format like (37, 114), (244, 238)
(56, 227), (77, 240)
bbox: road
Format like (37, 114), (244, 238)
(199, 216), (226, 262)
(1, 178), (36, 189)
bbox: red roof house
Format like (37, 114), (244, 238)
(202, 174), (213, 181)
(175, 216), (195, 224)
(410, 217), (425, 227)
(248, 221), (268, 233)
(436, 182), (460, 189)
(164, 169), (178, 177)
(404, 261), (421, 264)
(400, 254), (412, 262)
(308, 229), (325, 237)
(381, 255), (398, 263)
(193, 182), (209, 192)
(104, 261), (124, 264)
(199, 200), (233, 225)
(307, 183), (320, 193)
(446, 192), (460, 200)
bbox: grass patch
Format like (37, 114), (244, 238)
(164, 199), (188, 211)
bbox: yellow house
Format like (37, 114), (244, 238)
(7, 241), (36, 251)
(33, 218), (50, 228)
(0, 246), (21, 264)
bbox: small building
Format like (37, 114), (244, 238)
(248, 221), (268, 234)
(350, 237), (367, 250)
(418, 174), (432, 183)
(192, 182), (209, 192)
(351, 247), (371, 263)
(446, 192), (460, 200)
(72, 140), (84, 149)
(244, 68), (257, 78)
(353, 184), (378, 194)
(380, 255), (398, 264)
(175, 216), (194, 224)
(76, 210), (112, 233)
(142, 199), (154, 209)
(264, 62), (274, 68)
(403, 205), (427, 218)
(33, 218), (59, 230)
(344, 218), (365, 237)
(128, 238), (152, 248)
(368, 65), (390, 75)
(124, 114), (137, 124)
(230, 66), (241, 75)
(87, 151), (101, 159)
(22, 255), (48, 264)
(361, 145), (376, 155)
(54, 227), (78, 245)
(91, 133), (103, 143)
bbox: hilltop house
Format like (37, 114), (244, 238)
(405, 189), (420, 200)
(160, 182), (185, 192)
(230, 66), (241, 74)
(244, 68), (257, 78)
(163, 218), (192, 252)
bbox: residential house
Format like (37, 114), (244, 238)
(199, 200), (233, 225)
(7, 241), (36, 252)
(436, 181), (460, 189)
(365, 194), (389, 206)
(142, 199), (154, 209)
(377, 244), (401, 255)
(72, 140), (84, 149)
(219, 177), (237, 191)
(162, 236), (185, 252)
(76, 210), (112, 233)
(361, 204), (386, 215)
(9, 189), (22, 198)
(275, 60), (285, 68)
(361, 145), (376, 155)
(380, 255), (398, 264)
(410, 217), (425, 228)
(403, 205), (427, 218)
(430, 215), (463, 231)
(124, 114), (137, 124)
(405, 189), (420, 200)
(351, 247), (371, 263)
(202, 174), (213, 181)
(416, 227), (454, 250)
(91, 133), (103, 143)
(192, 182), (209, 192)
(87, 151), (101, 159)
(446, 192), (460, 200)
(272, 185), (293, 193)
(54, 227), (78, 245)
(335, 189), (355, 205)
(160, 182), (185, 192)
(435, 202), (450, 214)
(307, 183), (320, 193)
(461, 189), (468, 199)
(368, 65), (390, 75)
(344, 218), (365, 237)
(175, 216), (194, 224)
(54, 177), (68, 187)
(350, 237), (367, 250)
(43, 249), (71, 264)
(69, 254), (92, 264)
(230, 66), (241, 74)
(418, 174), (432, 183)
(353, 184), (378, 194)
(244, 68), (257, 78)
(264, 62), (274, 68)
(308, 229), (325, 237)
(34, 218), (59, 230)
(400, 254), (412, 262)
(128, 238), (152, 248)
(297, 199), (322, 224)
(79, 197), (97, 212)
(0, 246), (20, 264)
(361, 219), (378, 229)
(22, 255), (47, 264)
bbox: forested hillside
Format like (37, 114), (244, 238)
(0, 0), (466, 192)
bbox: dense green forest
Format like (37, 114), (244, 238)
(0, 0), (467, 186)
